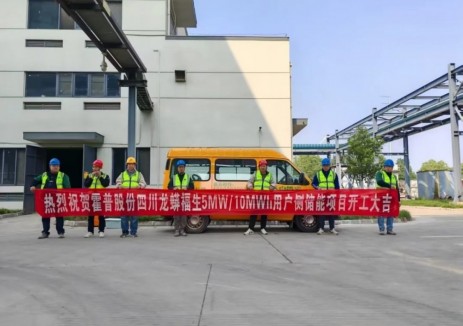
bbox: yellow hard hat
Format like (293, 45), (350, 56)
(126, 156), (137, 164)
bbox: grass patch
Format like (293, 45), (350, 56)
(399, 209), (412, 222)
(0, 208), (21, 215)
(339, 209), (412, 222)
(401, 199), (462, 208)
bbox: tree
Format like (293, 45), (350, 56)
(396, 158), (417, 180)
(419, 160), (451, 172)
(293, 155), (321, 180)
(344, 127), (384, 188)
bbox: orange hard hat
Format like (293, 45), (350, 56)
(93, 159), (103, 168)
(258, 159), (268, 167)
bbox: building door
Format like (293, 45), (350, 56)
(23, 145), (47, 214)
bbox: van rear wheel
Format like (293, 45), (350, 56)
(185, 215), (210, 233)
(293, 215), (319, 232)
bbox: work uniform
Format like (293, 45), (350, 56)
(168, 172), (195, 236)
(247, 170), (275, 231)
(115, 169), (147, 237)
(312, 169), (340, 233)
(375, 170), (399, 233)
(31, 171), (71, 237)
(84, 171), (110, 234)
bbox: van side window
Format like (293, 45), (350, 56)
(171, 159), (210, 181)
(216, 159), (256, 181)
(267, 160), (302, 185)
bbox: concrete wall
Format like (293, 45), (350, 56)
(0, 0), (292, 204)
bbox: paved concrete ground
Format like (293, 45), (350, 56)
(1, 211), (463, 326)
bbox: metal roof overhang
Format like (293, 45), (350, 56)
(23, 132), (104, 144)
(172, 0), (197, 27)
(292, 118), (308, 136)
(57, 0), (154, 111)
(327, 65), (463, 147)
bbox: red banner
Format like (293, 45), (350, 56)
(34, 189), (399, 218)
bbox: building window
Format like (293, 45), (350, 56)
(84, 102), (120, 110)
(26, 39), (63, 47)
(58, 73), (73, 96)
(175, 70), (186, 82)
(25, 73), (56, 97)
(108, 0), (123, 28)
(28, 0), (122, 30)
(90, 74), (105, 97)
(107, 74), (120, 96)
(0, 149), (26, 186)
(85, 40), (97, 48)
(28, 0), (77, 30)
(25, 72), (120, 97)
(24, 102), (61, 110)
(112, 148), (151, 185)
(75, 73), (89, 96)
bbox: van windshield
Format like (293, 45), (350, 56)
(267, 160), (302, 185)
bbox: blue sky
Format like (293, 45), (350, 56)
(190, 0), (463, 171)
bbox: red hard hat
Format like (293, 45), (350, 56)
(93, 159), (103, 168)
(258, 159), (268, 167)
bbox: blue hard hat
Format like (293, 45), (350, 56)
(321, 158), (331, 166)
(384, 159), (394, 167)
(49, 158), (60, 166)
(176, 160), (186, 167)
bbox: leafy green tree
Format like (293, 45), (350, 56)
(293, 155), (321, 180)
(345, 127), (384, 188)
(419, 160), (451, 172)
(396, 158), (417, 180)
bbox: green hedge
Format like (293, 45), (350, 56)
(0, 208), (21, 215)
(339, 209), (412, 222)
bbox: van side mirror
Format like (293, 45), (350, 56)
(299, 172), (309, 185)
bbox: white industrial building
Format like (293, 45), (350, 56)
(0, 0), (306, 211)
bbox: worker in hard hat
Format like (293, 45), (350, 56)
(30, 158), (71, 239)
(312, 157), (340, 235)
(115, 156), (147, 238)
(167, 159), (195, 237)
(83, 159), (110, 238)
(244, 159), (276, 235)
(375, 159), (400, 235)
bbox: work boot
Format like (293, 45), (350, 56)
(244, 228), (254, 235)
(38, 232), (49, 239)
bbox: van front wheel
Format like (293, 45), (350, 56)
(185, 215), (210, 233)
(293, 215), (319, 232)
